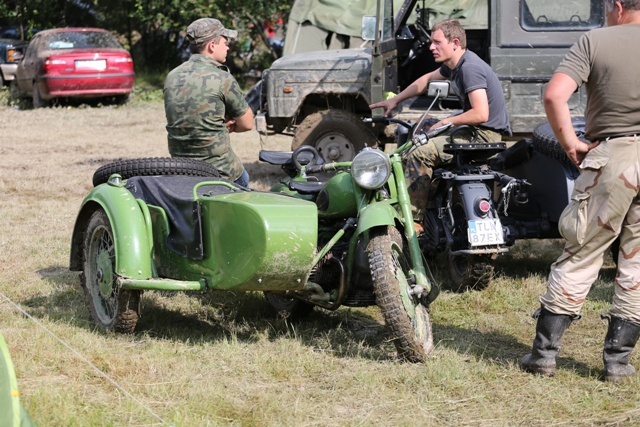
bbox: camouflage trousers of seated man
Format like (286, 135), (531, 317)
(540, 136), (640, 324)
(404, 126), (502, 221)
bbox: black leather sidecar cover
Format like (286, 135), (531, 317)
(125, 175), (238, 260)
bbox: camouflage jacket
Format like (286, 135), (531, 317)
(164, 54), (249, 180)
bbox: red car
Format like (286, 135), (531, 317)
(13, 28), (134, 107)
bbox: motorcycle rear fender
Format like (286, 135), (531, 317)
(456, 181), (497, 221)
(69, 183), (153, 279)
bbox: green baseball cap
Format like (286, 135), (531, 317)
(186, 18), (238, 44)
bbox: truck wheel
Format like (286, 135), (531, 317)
(292, 110), (378, 162)
(264, 292), (314, 320)
(81, 209), (141, 333)
(368, 226), (434, 362)
(532, 119), (587, 164)
(92, 157), (220, 186)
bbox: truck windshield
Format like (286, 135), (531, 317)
(521, 0), (604, 31)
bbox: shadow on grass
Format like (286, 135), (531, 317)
(432, 322), (594, 377)
(32, 265), (605, 375)
(32, 268), (395, 361)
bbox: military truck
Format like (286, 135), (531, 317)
(248, 0), (605, 161)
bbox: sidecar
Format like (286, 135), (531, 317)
(69, 166), (318, 332)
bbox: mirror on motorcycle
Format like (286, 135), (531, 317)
(426, 81), (451, 99)
(411, 81), (452, 140)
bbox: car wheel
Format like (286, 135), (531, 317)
(92, 157), (221, 186)
(291, 110), (378, 162)
(32, 83), (49, 108)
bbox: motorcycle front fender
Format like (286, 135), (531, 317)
(355, 201), (399, 235)
(69, 183), (153, 279)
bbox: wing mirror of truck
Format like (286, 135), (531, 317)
(362, 16), (376, 41)
(426, 81), (451, 99)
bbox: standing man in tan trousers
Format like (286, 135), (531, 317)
(521, 0), (640, 382)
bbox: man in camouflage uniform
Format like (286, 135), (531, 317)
(164, 18), (254, 187)
(521, 0), (640, 382)
(369, 19), (510, 227)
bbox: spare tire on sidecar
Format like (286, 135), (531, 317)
(92, 157), (220, 187)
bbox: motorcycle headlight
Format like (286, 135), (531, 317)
(351, 148), (391, 190)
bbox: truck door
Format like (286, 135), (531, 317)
(491, 0), (605, 134)
(370, 0), (412, 112)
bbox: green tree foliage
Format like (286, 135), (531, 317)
(1, 0), (292, 72)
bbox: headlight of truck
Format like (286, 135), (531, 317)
(351, 148), (390, 190)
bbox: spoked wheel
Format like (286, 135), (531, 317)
(367, 226), (434, 362)
(264, 292), (314, 320)
(81, 209), (141, 333)
(447, 190), (495, 291)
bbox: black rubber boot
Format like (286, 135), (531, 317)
(602, 315), (640, 383)
(521, 307), (573, 376)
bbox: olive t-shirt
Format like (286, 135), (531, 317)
(556, 24), (640, 141)
(439, 50), (511, 135)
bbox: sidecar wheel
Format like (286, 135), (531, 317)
(92, 157), (220, 186)
(264, 292), (314, 320)
(81, 209), (141, 333)
(368, 226), (434, 362)
(292, 110), (378, 162)
(447, 253), (495, 292)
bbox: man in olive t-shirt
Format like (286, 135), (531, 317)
(521, 0), (640, 382)
(164, 18), (254, 186)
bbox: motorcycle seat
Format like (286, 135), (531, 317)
(289, 180), (323, 194)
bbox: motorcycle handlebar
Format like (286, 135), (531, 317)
(364, 117), (413, 130)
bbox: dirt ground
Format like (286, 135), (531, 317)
(0, 102), (293, 192)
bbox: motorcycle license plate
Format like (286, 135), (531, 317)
(467, 219), (504, 246)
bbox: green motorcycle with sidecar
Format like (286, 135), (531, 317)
(69, 108), (447, 362)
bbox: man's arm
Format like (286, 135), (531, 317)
(227, 108), (254, 133)
(369, 69), (446, 117)
(431, 88), (489, 128)
(544, 72), (598, 165)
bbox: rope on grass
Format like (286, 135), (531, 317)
(0, 290), (173, 426)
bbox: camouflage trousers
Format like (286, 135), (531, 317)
(405, 127), (502, 220)
(540, 136), (640, 324)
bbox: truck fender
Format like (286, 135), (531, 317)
(69, 183), (153, 279)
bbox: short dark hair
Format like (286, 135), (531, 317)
(431, 19), (467, 49)
(607, 0), (640, 11)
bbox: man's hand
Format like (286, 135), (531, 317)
(564, 138), (600, 166)
(225, 117), (237, 133)
(369, 98), (399, 117)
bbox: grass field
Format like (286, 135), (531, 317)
(1, 96), (639, 426)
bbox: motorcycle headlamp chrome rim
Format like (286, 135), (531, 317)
(351, 148), (391, 190)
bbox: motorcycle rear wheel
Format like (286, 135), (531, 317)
(447, 253), (495, 292)
(367, 226), (434, 362)
(81, 209), (141, 333)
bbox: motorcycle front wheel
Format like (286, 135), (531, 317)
(367, 226), (434, 362)
(81, 209), (141, 333)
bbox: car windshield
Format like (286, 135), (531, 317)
(44, 31), (121, 49)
